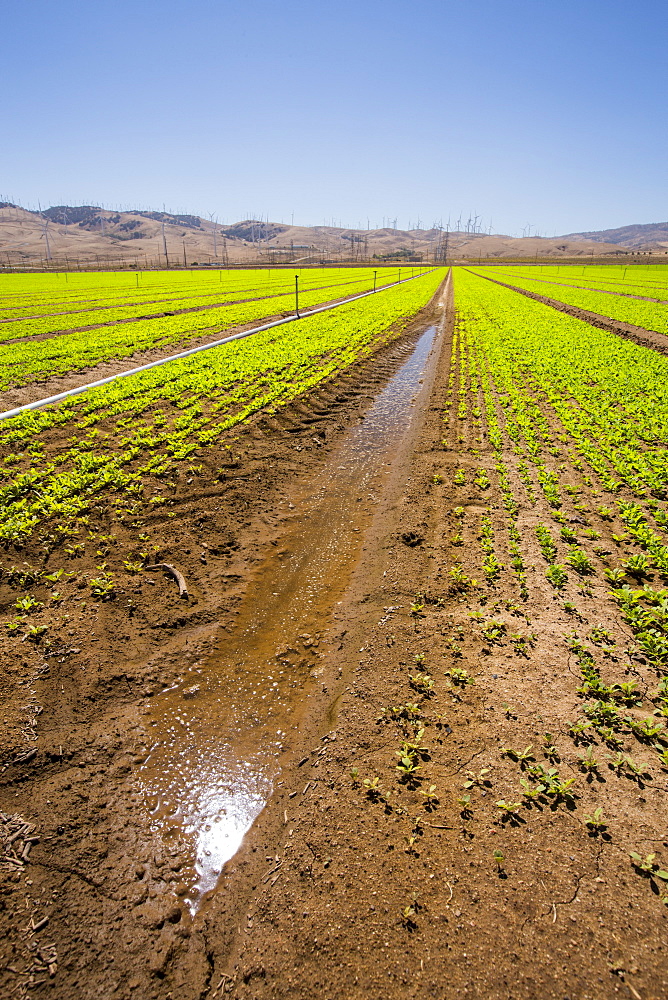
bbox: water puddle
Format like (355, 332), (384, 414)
(139, 324), (438, 910)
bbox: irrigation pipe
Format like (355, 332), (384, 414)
(0, 270), (438, 422)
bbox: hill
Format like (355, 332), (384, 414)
(563, 221), (668, 251)
(0, 203), (662, 267)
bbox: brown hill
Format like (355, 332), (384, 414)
(563, 221), (668, 251)
(0, 204), (659, 269)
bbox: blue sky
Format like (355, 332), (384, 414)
(1, 0), (665, 235)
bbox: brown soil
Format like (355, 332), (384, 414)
(469, 269), (668, 356)
(2, 278), (668, 1000)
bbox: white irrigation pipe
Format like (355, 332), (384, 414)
(0, 270), (438, 422)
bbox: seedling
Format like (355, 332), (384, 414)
(590, 626), (614, 646)
(597, 727), (624, 749)
(483, 554), (503, 579)
(567, 549), (595, 576)
(457, 793), (472, 816)
(420, 785), (439, 809)
(400, 893), (419, 930)
(399, 729), (429, 758)
(609, 681), (640, 706)
(622, 554), (651, 580)
(546, 564), (568, 589)
(15, 595), (41, 613)
(5, 617), (25, 633)
(583, 808), (607, 833)
(363, 777), (385, 801)
(509, 632), (537, 657)
(449, 564), (478, 591)
(519, 778), (543, 800)
(496, 799), (523, 819)
(500, 745), (535, 765)
(409, 672), (434, 695)
(481, 620), (506, 644)
(446, 667), (473, 686)
(542, 733), (559, 760)
(462, 767), (491, 789)
(25, 623), (48, 642)
(578, 746), (600, 773)
(395, 754), (421, 782)
(608, 752), (642, 776)
(89, 571), (116, 600)
(630, 853), (668, 880)
(536, 526), (558, 562)
(525, 765), (576, 801)
(493, 849), (505, 873)
(122, 560), (144, 574)
(404, 817), (424, 854)
(627, 717), (665, 741)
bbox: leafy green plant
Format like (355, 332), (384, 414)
(583, 808), (607, 833)
(567, 548), (595, 576)
(89, 570), (116, 600)
(408, 672), (434, 695)
(578, 746), (600, 773)
(462, 767), (491, 789)
(630, 853), (668, 880)
(496, 799), (523, 818)
(500, 745), (535, 765)
(546, 564), (568, 589)
(15, 595), (41, 613)
(399, 893), (420, 930)
(446, 666), (473, 686)
(622, 554), (651, 580)
(420, 785), (439, 809)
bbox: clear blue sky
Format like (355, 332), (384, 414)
(1, 0), (665, 235)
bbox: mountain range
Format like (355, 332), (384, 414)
(1, 203), (666, 267)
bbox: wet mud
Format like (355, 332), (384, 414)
(141, 325), (438, 911)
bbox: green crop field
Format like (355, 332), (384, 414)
(0, 267), (430, 389)
(470, 264), (668, 333)
(443, 265), (668, 725)
(0, 266), (445, 547)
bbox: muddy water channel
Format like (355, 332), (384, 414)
(140, 324), (439, 911)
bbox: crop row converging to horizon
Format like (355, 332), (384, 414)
(0, 267), (430, 390)
(0, 267), (446, 547)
